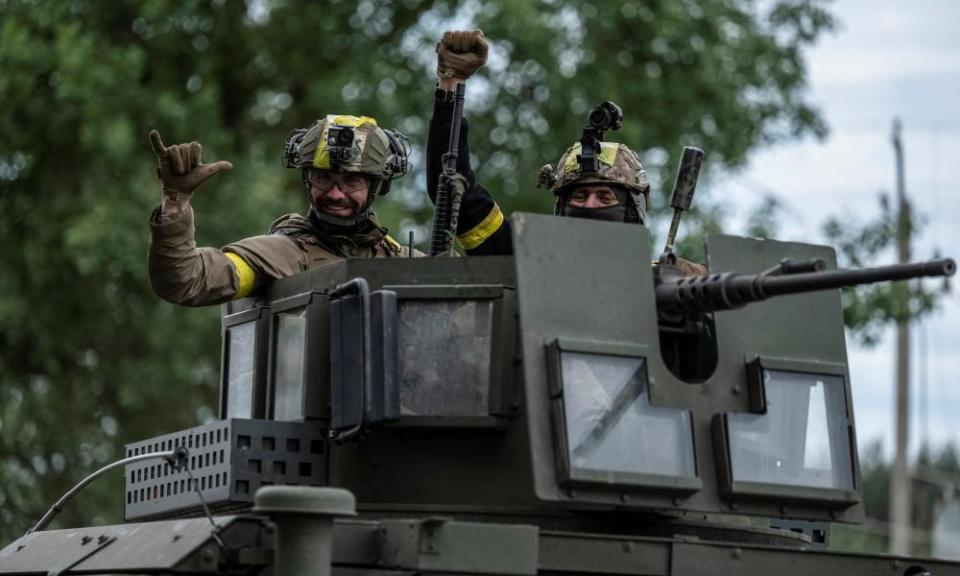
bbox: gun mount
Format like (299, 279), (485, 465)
(654, 256), (954, 383)
(3, 214), (959, 576)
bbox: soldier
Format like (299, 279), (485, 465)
(429, 30), (704, 275)
(148, 115), (413, 306)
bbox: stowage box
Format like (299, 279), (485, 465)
(124, 419), (327, 521)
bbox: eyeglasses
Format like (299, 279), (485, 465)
(306, 170), (368, 193)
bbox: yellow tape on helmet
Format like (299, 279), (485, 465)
(330, 115), (378, 127)
(312, 115), (380, 170)
(562, 142), (620, 174)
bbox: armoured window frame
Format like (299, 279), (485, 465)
(219, 306), (271, 419)
(712, 356), (860, 507)
(266, 292), (327, 422)
(546, 337), (702, 494)
(383, 284), (516, 428)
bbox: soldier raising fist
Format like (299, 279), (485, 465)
(425, 30), (699, 269)
(426, 30), (513, 255)
(436, 30), (489, 91)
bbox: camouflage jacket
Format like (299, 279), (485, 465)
(148, 206), (409, 306)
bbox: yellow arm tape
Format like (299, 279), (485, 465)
(225, 252), (257, 299)
(384, 234), (403, 253)
(457, 204), (504, 250)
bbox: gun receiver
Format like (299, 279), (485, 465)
(656, 257), (956, 322)
(430, 82), (467, 256)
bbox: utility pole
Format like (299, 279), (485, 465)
(890, 117), (913, 556)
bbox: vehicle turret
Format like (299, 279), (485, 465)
(1, 213), (957, 576)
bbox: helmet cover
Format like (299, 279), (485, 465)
(547, 141), (650, 223)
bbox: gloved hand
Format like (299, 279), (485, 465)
(149, 129), (233, 213)
(437, 30), (488, 82)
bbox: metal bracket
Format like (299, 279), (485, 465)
(47, 534), (116, 576)
(419, 517), (452, 555)
(378, 518), (538, 575)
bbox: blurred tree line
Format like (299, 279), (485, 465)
(833, 442), (960, 557)
(0, 0), (852, 539)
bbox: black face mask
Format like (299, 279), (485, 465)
(562, 204), (628, 222)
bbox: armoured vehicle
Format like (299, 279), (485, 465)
(1, 209), (957, 575)
(0, 99), (956, 573)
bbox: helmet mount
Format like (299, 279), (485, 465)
(578, 101), (623, 174)
(282, 115), (411, 230)
(539, 101), (649, 225)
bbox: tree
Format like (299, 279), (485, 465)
(0, 0), (835, 539)
(822, 194), (949, 346)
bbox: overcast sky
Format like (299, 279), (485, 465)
(727, 0), (960, 459)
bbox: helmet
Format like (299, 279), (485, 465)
(283, 115), (410, 228)
(539, 141), (650, 224)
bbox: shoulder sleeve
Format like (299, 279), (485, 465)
(223, 234), (307, 288)
(148, 205), (240, 306)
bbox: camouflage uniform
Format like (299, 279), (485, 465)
(148, 209), (405, 307)
(148, 114), (412, 307)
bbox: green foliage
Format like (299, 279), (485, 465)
(822, 194), (949, 346)
(744, 195), (785, 239)
(831, 441), (960, 556)
(0, 0), (834, 540)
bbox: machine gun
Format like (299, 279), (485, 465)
(655, 255), (954, 382)
(656, 257), (955, 325)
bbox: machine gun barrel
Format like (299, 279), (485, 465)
(657, 258), (955, 317)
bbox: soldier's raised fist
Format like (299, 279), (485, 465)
(437, 29), (488, 82)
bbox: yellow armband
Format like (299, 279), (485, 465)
(457, 204), (504, 250)
(225, 252), (256, 299)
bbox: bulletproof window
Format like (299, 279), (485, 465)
(226, 323), (255, 418)
(548, 343), (699, 491)
(268, 292), (325, 422)
(220, 306), (269, 419)
(384, 283), (514, 423)
(725, 369), (854, 491)
(274, 310), (306, 419)
(397, 299), (493, 417)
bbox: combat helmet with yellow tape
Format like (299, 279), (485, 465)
(538, 102), (650, 224)
(548, 142), (651, 223)
(283, 114), (410, 228)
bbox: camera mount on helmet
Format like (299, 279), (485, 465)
(326, 125), (357, 169)
(282, 128), (308, 168)
(578, 101), (623, 173)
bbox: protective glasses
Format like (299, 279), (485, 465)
(306, 169), (368, 193)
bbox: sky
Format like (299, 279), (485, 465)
(726, 0), (960, 459)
